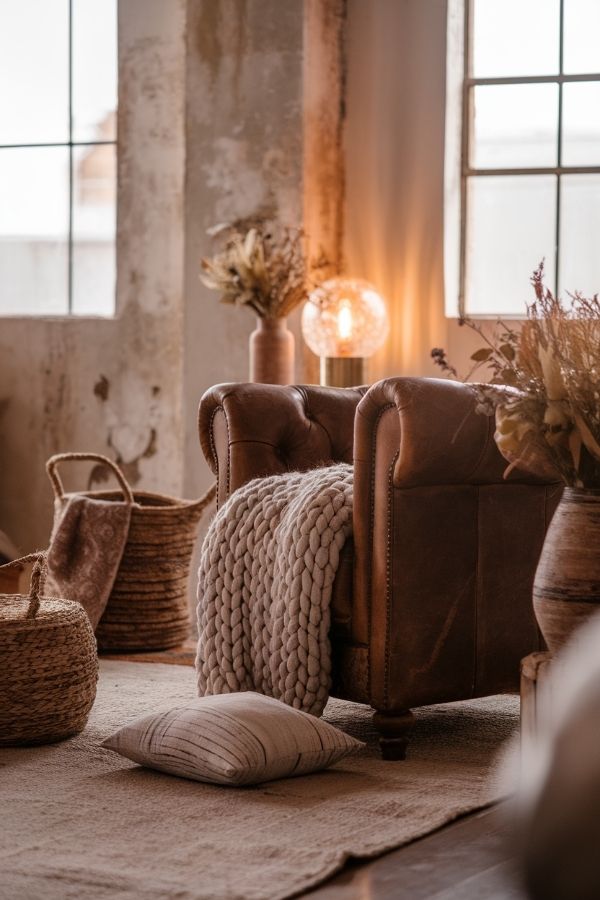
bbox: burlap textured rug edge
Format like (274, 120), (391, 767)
(286, 798), (503, 900)
(0, 661), (519, 900)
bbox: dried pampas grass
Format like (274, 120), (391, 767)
(432, 264), (600, 487)
(200, 219), (309, 319)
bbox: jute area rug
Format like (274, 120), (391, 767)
(1, 661), (518, 900)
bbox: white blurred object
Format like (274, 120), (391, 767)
(516, 611), (600, 899)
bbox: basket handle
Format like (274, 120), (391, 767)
(46, 452), (135, 505)
(0, 551), (47, 617)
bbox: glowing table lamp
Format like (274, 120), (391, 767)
(301, 277), (389, 387)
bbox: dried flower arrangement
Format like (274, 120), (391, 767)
(432, 264), (600, 488)
(200, 219), (309, 319)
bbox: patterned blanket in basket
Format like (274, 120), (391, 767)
(196, 464), (353, 716)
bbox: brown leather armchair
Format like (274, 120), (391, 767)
(199, 377), (562, 758)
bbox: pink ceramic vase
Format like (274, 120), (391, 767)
(249, 317), (295, 385)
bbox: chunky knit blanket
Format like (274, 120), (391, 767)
(196, 464), (353, 717)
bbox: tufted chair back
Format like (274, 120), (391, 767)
(199, 383), (368, 507)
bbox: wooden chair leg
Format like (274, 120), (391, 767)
(373, 709), (415, 760)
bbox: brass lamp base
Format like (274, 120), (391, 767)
(320, 357), (365, 388)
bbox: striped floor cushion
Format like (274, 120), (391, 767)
(102, 692), (363, 786)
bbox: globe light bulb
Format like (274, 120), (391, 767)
(301, 277), (389, 360)
(301, 277), (389, 387)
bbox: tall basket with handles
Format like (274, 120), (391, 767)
(46, 453), (215, 651)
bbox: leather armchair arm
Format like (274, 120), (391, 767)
(353, 377), (511, 640)
(199, 382), (367, 507)
(355, 376), (553, 490)
(352, 377), (562, 711)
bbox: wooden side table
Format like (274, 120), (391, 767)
(0, 563), (22, 595)
(520, 650), (555, 746)
(0, 529), (21, 594)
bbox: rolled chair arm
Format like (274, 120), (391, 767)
(351, 377), (562, 697)
(199, 382), (368, 507)
(355, 376), (555, 490)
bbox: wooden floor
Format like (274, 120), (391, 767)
(104, 643), (527, 899)
(304, 804), (527, 899)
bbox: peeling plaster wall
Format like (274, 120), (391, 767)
(182, 0), (307, 502)
(0, 0), (186, 551)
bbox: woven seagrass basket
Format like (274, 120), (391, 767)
(47, 453), (216, 652)
(0, 553), (98, 746)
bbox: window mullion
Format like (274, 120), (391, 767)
(468, 72), (600, 87)
(458, 0), (473, 319)
(555, 0), (565, 295)
(466, 166), (600, 177)
(67, 0), (74, 315)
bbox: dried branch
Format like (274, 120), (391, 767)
(200, 220), (319, 319)
(431, 263), (600, 488)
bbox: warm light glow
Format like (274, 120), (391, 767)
(337, 300), (353, 342)
(301, 277), (389, 358)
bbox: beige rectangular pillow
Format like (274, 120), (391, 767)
(102, 692), (363, 786)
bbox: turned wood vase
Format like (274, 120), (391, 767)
(249, 316), (295, 385)
(533, 487), (600, 652)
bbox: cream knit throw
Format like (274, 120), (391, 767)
(196, 464), (353, 717)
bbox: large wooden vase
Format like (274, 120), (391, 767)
(249, 317), (295, 385)
(533, 487), (600, 652)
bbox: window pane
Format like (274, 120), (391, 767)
(472, 0), (560, 78)
(564, 0), (600, 74)
(471, 84), (558, 169)
(72, 144), (116, 316)
(562, 82), (600, 166)
(0, 148), (69, 315)
(465, 176), (556, 316)
(0, 2), (69, 145)
(559, 175), (600, 296)
(72, 0), (118, 143)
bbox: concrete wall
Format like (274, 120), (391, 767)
(0, 0), (187, 551)
(182, 0), (306, 501)
(182, 0), (349, 498)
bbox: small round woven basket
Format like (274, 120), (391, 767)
(47, 453), (216, 652)
(0, 553), (98, 746)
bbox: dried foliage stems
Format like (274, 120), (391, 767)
(200, 219), (317, 319)
(431, 263), (600, 488)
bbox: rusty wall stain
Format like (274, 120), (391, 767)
(194, 0), (223, 85)
(302, 0), (348, 383)
(94, 376), (110, 402)
(303, 0), (347, 272)
(231, 0), (248, 104)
